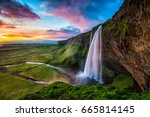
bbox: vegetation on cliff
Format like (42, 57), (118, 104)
(21, 80), (150, 100)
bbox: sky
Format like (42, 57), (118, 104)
(0, 0), (124, 43)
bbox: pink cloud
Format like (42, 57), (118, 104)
(0, 19), (16, 29)
(47, 7), (97, 32)
(0, 0), (40, 20)
(46, 26), (81, 40)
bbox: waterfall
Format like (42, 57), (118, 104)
(83, 26), (103, 84)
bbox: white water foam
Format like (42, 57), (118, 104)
(76, 26), (103, 84)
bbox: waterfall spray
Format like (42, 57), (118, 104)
(76, 26), (103, 85)
(83, 26), (103, 84)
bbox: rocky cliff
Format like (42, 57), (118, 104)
(65, 0), (150, 91)
(102, 0), (150, 91)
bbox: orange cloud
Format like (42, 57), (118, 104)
(0, 20), (16, 29)
(0, 25), (82, 43)
(0, 30), (45, 43)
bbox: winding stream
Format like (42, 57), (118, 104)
(0, 62), (73, 85)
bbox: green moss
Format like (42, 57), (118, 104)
(103, 18), (128, 39)
(104, 21), (116, 32)
(111, 74), (134, 89)
(117, 18), (128, 38)
(103, 66), (115, 78)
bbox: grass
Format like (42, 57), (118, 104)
(21, 68), (150, 100)
(0, 45), (69, 99)
(21, 81), (150, 100)
(0, 71), (42, 99)
(0, 45), (58, 65)
(0, 44), (150, 100)
(50, 44), (87, 68)
(20, 65), (59, 81)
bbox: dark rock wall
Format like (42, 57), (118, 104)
(102, 0), (150, 91)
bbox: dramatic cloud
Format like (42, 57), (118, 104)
(0, 26), (81, 43)
(41, 0), (124, 31)
(0, 19), (5, 25)
(0, 30), (47, 43)
(4, 30), (44, 39)
(0, 0), (124, 43)
(0, 0), (40, 20)
(43, 7), (94, 31)
(47, 26), (81, 39)
(0, 19), (16, 29)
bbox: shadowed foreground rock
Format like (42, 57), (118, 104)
(102, 0), (150, 91)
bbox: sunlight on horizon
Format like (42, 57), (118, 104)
(0, 0), (124, 43)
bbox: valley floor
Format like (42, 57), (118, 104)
(0, 44), (149, 100)
(0, 44), (69, 99)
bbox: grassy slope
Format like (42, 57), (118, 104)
(21, 71), (150, 100)
(0, 44), (150, 100)
(49, 44), (87, 68)
(0, 45), (57, 65)
(0, 71), (42, 99)
(21, 81), (150, 100)
(20, 44), (150, 100)
(0, 45), (69, 99)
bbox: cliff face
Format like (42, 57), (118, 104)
(103, 0), (150, 91)
(65, 0), (150, 91)
(61, 25), (100, 47)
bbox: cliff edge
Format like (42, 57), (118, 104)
(65, 0), (150, 91)
(102, 0), (150, 91)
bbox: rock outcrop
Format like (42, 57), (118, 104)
(64, 0), (150, 91)
(102, 0), (150, 91)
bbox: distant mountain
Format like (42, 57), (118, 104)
(33, 40), (58, 45)
(4, 40), (58, 45)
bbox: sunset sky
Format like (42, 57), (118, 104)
(0, 0), (124, 43)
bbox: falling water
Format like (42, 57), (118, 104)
(83, 26), (103, 84)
